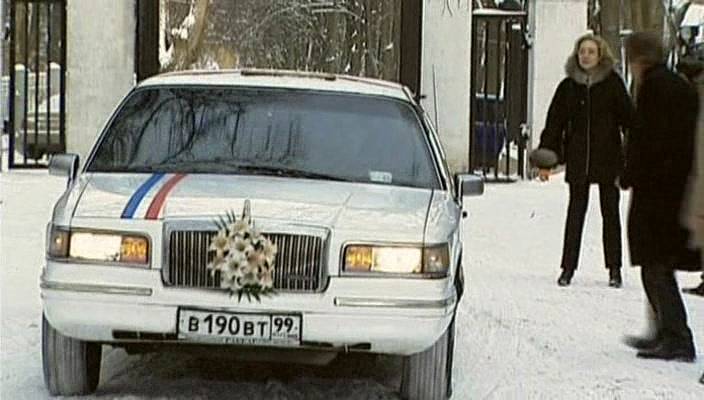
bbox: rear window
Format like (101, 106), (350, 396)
(87, 87), (440, 189)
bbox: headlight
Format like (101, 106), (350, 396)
(343, 244), (450, 277)
(47, 225), (70, 258)
(46, 225), (149, 266)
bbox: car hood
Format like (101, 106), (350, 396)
(72, 173), (434, 241)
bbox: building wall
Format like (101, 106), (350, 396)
(528, 0), (588, 150)
(66, 0), (135, 162)
(421, 0), (472, 173)
(0, 0), (5, 126)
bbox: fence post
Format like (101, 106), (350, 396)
(49, 62), (60, 99)
(14, 64), (26, 143)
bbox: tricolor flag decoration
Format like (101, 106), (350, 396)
(121, 173), (187, 220)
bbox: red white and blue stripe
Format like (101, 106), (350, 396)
(121, 173), (187, 219)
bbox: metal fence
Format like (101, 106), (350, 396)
(470, 9), (530, 181)
(7, 0), (66, 168)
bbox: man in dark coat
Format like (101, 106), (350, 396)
(621, 32), (699, 362)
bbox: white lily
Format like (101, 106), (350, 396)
(262, 241), (277, 264)
(220, 267), (241, 290)
(235, 262), (258, 286)
(206, 254), (226, 275)
(228, 236), (253, 256)
(246, 250), (267, 269)
(228, 220), (250, 239)
(208, 231), (229, 259)
(259, 269), (274, 289)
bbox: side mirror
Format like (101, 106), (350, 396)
(456, 174), (484, 199)
(49, 153), (79, 185)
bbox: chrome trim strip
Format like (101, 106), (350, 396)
(40, 281), (153, 296)
(334, 295), (456, 309)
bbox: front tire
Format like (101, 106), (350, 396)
(42, 313), (102, 396)
(400, 319), (455, 400)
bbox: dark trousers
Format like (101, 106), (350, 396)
(641, 264), (694, 349)
(560, 182), (621, 271)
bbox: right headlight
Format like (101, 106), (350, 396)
(343, 243), (450, 277)
(46, 224), (150, 266)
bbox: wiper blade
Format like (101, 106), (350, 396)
(101, 162), (349, 181)
(130, 160), (238, 173)
(235, 165), (351, 182)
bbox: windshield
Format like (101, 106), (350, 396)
(87, 86), (440, 189)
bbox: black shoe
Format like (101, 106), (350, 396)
(683, 282), (704, 297)
(700, 372), (704, 385)
(636, 344), (696, 362)
(557, 269), (574, 286)
(622, 335), (660, 350)
(608, 268), (622, 288)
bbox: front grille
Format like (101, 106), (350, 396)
(164, 231), (326, 292)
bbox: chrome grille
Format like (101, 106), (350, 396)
(165, 231), (326, 292)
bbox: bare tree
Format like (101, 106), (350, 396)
(161, 0), (402, 81)
(165, 0), (210, 70)
(590, 0), (670, 63)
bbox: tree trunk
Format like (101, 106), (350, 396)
(629, 0), (663, 37)
(15, 2), (27, 68)
(323, 8), (342, 72)
(348, 3), (362, 75)
(600, 0), (623, 62)
(171, 0), (210, 69)
(363, 0), (376, 77)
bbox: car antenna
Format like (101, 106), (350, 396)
(432, 64), (440, 133)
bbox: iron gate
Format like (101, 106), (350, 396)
(470, 9), (529, 180)
(6, 0), (66, 168)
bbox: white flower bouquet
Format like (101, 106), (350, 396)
(206, 201), (278, 302)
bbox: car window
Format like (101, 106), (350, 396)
(88, 87), (440, 189)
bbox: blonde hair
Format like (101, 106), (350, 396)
(570, 34), (616, 69)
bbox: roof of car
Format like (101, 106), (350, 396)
(138, 69), (415, 102)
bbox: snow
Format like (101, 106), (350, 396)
(472, 9), (527, 17)
(681, 4), (704, 45)
(158, 0), (174, 69)
(1, 170), (703, 399)
(159, 44), (174, 71)
(171, 5), (197, 41)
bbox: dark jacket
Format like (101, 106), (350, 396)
(623, 64), (701, 268)
(539, 57), (634, 184)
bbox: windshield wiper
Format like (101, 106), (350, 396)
(235, 165), (351, 182)
(127, 160), (240, 173)
(100, 161), (350, 181)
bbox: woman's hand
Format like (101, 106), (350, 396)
(538, 169), (551, 182)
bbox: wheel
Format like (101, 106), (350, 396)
(42, 313), (102, 396)
(400, 318), (455, 400)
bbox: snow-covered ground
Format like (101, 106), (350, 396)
(1, 169), (702, 399)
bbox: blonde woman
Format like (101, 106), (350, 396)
(538, 34), (634, 287)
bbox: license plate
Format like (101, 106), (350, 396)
(177, 308), (301, 346)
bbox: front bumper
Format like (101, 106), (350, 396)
(40, 262), (456, 355)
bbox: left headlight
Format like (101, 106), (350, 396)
(47, 225), (150, 266)
(343, 243), (450, 277)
